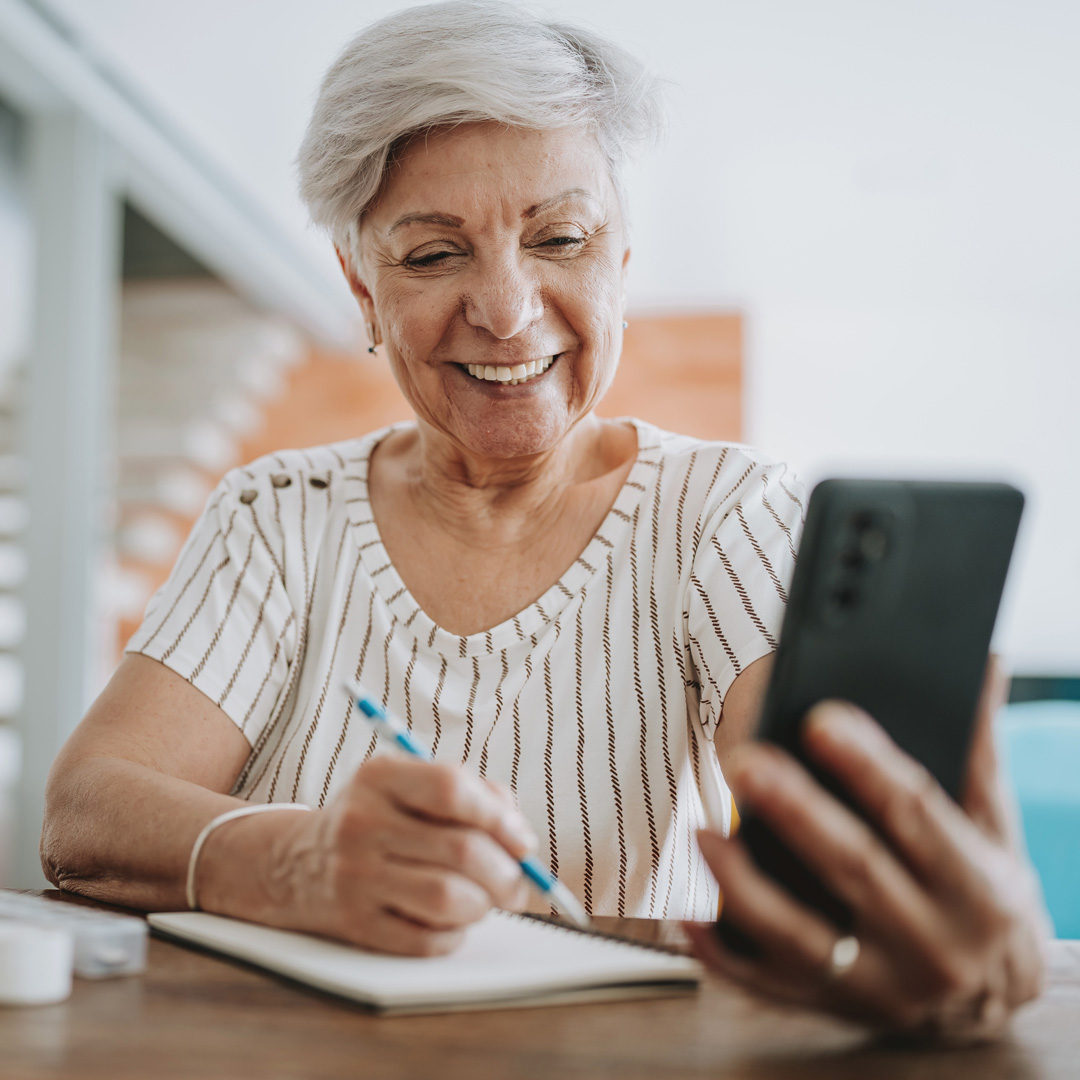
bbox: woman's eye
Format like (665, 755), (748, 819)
(530, 234), (587, 257)
(542, 236), (584, 249)
(404, 250), (459, 268)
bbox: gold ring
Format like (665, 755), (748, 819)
(827, 935), (860, 982)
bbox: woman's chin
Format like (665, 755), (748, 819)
(437, 366), (583, 461)
(452, 413), (570, 460)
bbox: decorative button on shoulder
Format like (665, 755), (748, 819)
(271, 473), (292, 488)
(308, 476), (328, 489)
(239, 489), (258, 505)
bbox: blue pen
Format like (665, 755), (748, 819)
(344, 679), (591, 929)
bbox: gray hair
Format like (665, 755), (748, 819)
(297, 0), (665, 247)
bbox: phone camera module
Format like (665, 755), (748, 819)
(822, 506), (892, 625)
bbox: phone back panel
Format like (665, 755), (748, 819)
(758, 479), (1024, 800)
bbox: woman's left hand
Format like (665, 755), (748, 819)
(686, 663), (1048, 1043)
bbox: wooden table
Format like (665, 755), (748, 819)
(3, 892), (1079, 1080)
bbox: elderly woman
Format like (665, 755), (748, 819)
(43, 0), (1043, 1041)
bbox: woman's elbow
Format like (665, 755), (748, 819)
(39, 750), (107, 892)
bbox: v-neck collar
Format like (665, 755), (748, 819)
(342, 419), (663, 657)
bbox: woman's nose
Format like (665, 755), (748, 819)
(464, 259), (544, 340)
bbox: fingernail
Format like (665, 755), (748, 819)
(503, 814), (537, 854)
(805, 699), (868, 742)
(499, 855), (524, 890)
(729, 750), (779, 804)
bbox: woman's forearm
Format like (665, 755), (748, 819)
(42, 752), (319, 923)
(41, 753), (246, 910)
(41, 657), (531, 952)
(39, 653), (301, 914)
(44, 742), (542, 961)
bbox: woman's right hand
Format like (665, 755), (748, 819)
(210, 756), (537, 956)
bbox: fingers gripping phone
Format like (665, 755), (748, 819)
(717, 479), (1024, 951)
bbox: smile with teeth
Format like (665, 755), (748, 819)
(463, 355), (557, 385)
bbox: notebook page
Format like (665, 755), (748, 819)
(149, 909), (701, 1012)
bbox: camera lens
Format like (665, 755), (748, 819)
(839, 546), (863, 569)
(831, 585), (859, 609)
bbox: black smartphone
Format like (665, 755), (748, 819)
(717, 478), (1025, 949)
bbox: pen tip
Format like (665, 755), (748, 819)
(550, 881), (591, 929)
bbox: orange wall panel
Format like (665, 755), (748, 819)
(600, 313), (742, 441)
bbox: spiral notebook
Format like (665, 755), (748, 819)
(148, 909), (702, 1015)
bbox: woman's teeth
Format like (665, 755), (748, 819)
(464, 356), (556, 385)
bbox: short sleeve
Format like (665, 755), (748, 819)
(125, 470), (297, 745)
(686, 459), (805, 738)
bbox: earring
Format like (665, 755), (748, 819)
(622, 320), (629, 330)
(365, 324), (377, 354)
(368, 345), (376, 355)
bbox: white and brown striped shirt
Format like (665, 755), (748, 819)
(127, 419), (804, 920)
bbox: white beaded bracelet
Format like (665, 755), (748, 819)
(185, 803), (312, 911)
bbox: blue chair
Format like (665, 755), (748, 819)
(996, 700), (1080, 939)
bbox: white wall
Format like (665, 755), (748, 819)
(658, 1), (1080, 674)
(38, 0), (1080, 673)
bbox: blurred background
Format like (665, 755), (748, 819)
(0, 0), (1077, 927)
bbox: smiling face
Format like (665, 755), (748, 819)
(345, 123), (630, 462)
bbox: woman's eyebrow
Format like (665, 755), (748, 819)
(386, 191), (598, 234)
(388, 211), (465, 234)
(523, 188), (599, 219)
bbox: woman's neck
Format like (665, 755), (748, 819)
(366, 416), (638, 635)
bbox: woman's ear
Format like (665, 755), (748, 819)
(334, 246), (381, 348)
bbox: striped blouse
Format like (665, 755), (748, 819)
(127, 418), (804, 920)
